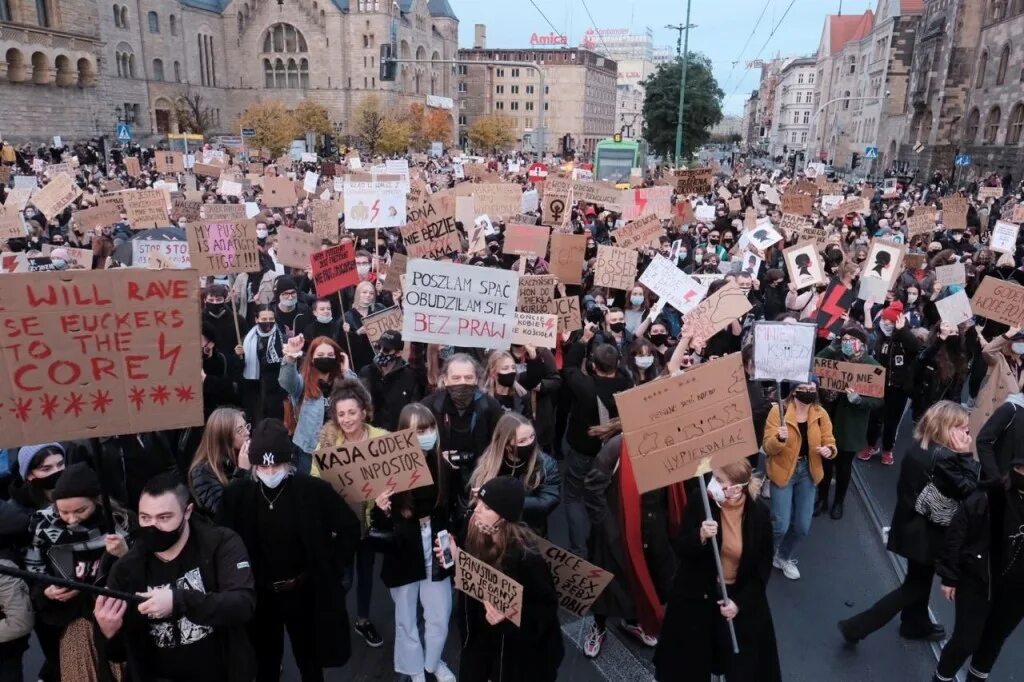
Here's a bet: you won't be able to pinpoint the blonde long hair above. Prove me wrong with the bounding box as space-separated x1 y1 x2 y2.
469 412 543 493
913 400 969 450
189 408 245 488
484 351 526 397
718 458 764 500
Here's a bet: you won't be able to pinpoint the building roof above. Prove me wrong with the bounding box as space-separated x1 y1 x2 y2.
181 0 456 18
828 10 874 55
179 0 230 11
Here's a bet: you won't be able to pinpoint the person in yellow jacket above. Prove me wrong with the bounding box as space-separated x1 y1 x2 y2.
762 380 837 581
313 377 387 648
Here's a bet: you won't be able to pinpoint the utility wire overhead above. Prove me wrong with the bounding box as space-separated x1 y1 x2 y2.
528 0 565 39
730 0 797 98
579 0 613 55
721 0 773 92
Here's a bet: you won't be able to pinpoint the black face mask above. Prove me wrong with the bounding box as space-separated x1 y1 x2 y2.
447 384 476 410
312 356 339 373
794 390 818 404
374 352 397 367
136 517 186 554
649 333 669 347
609 322 626 333
496 371 517 388
205 302 226 317
257 322 275 333
30 471 62 491
515 443 535 460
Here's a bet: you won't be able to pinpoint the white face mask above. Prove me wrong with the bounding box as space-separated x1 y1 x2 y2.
1012 342 1024 356
635 355 655 369
356 264 371 277
256 228 269 239
707 477 726 505
257 469 289 489
906 293 918 303
417 430 438 451
315 314 332 324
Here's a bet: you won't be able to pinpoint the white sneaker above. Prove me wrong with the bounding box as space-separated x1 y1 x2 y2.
779 557 801 580
432 662 456 682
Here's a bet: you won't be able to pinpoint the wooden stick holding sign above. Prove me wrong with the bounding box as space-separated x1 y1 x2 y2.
337 292 355 360
697 471 740 655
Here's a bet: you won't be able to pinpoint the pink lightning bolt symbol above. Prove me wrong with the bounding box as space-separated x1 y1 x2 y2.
408 469 422 488
683 289 699 303
370 199 381 222
361 481 374 499
588 568 604 579
545 317 556 330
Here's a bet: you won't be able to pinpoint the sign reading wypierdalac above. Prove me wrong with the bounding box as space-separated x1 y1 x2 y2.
402 259 519 349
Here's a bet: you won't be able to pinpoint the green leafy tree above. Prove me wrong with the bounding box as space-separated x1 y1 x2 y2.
237 101 300 157
642 54 724 161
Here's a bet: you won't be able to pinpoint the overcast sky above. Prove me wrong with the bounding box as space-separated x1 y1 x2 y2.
455 0 863 115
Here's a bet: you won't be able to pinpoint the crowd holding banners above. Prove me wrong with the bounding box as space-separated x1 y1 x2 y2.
3 134 1024 682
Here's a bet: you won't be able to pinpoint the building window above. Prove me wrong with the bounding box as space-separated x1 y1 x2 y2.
458 81 467 93
843 90 851 109
495 102 504 110
992 0 1006 21
511 85 519 94
791 131 798 143
112 4 121 27
36 0 49 26
496 68 504 77
793 111 800 124
809 72 815 84
525 101 534 111
803 111 810 124
263 23 308 53
977 50 988 87
152 58 164 81
173 60 181 82
169 14 177 36
496 85 504 94
1007 103 1024 144
795 92 802 104
797 73 804 84
458 64 467 75
985 106 1002 143
511 68 520 77
801 132 808 143
148 10 159 33
526 85 534 94
965 108 981 142
848 56 856 74
511 101 519 110
458 114 467 125
997 45 1010 84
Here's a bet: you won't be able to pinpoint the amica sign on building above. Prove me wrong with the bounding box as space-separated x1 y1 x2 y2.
530 33 568 46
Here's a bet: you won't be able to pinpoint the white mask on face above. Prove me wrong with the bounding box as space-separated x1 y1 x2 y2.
707 477 726 505
1012 342 1024 356
257 469 289 489
635 355 655 369
356 264 371 277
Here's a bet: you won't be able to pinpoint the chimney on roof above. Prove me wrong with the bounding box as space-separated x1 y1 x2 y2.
474 24 486 49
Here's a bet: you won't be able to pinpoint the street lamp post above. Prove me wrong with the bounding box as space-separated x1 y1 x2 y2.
667 1 695 168
812 92 888 168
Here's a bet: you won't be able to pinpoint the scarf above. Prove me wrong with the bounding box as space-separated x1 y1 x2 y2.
242 325 281 380
617 440 686 637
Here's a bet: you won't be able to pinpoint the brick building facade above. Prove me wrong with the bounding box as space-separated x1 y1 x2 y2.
1 0 458 143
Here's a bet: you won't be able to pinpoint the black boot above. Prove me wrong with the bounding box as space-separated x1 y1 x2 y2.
814 497 828 517
830 501 844 519
965 668 989 682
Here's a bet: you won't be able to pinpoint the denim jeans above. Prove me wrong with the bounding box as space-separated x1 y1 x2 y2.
562 439 595 559
770 458 816 560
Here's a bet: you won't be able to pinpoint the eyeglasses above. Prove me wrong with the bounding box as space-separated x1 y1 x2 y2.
236 422 251 435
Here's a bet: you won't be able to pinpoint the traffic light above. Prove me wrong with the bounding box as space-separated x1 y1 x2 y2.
379 44 396 81
851 152 860 169
613 132 622 143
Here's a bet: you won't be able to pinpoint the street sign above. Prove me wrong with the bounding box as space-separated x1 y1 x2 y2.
864 146 879 159
116 123 132 142
241 128 256 138
955 154 971 167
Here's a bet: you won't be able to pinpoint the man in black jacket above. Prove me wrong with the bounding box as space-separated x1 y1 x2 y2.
359 330 423 431
94 474 257 682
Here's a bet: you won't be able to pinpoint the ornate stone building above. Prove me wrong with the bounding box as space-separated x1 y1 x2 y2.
1 0 458 142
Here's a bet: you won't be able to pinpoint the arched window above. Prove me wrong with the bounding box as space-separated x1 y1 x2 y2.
120 6 128 28
238 12 244 33
1006 103 1024 144
113 4 121 27
965 108 980 142
169 14 177 36
173 60 181 82
152 58 164 81
992 0 1007 20
300 58 309 88
264 58 274 87
287 58 298 88
977 51 988 87
843 90 851 110
116 52 122 77
997 44 1010 84
148 10 159 33
274 58 285 88
36 0 50 27
985 106 1002 143
263 23 307 53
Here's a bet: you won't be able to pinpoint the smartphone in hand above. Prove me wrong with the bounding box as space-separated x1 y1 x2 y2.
437 530 455 569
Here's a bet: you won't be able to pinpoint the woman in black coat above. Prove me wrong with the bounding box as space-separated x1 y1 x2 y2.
583 431 681 657
839 400 979 643
654 459 780 682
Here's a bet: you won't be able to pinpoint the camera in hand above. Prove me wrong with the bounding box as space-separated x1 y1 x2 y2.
585 304 606 324
448 451 475 466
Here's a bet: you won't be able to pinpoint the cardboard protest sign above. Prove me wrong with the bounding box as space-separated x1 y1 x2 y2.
594 246 637 291
813 358 887 399
1013 204 1024 224
344 176 407 230
13 175 37 190
554 296 582 334
935 262 967 289
454 547 523 627
746 220 784 251
684 282 753 342
674 168 713 195
857 274 890 303
907 208 937 238
548 233 586 285
124 157 142 177
615 353 756 493
0 269 202 448
943 195 968 231
511 312 558 348
310 243 358 297
72 203 123 231
534 536 614 617
517 275 557 314
639 254 706 315
783 242 826 288
302 170 320 195
123 190 170 229
971 277 1024 327
402 259 519 349
542 177 624 214
990 220 1019 254
978 186 1003 200
193 162 223 178
613 213 663 250
263 176 298 208
781 192 814 216
473 184 522 220
132 240 191 269
275 228 321 269
31 173 81 221
752 322 817 383
313 428 433 505
860 239 905 291
185 220 259 276
401 195 461 259
154 151 185 174
936 290 973 326
816 282 855 336
310 199 344 241
4 187 33 212
727 198 742 214
200 203 247 221
694 204 716 223
504 224 551 257
828 198 863 220
381 253 407 292
0 209 26 239
361 306 403 344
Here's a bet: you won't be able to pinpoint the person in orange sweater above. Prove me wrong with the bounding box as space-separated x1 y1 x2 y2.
762 380 837 581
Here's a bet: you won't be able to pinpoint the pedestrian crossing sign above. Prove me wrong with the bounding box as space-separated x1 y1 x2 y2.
864 146 879 159
116 123 132 142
